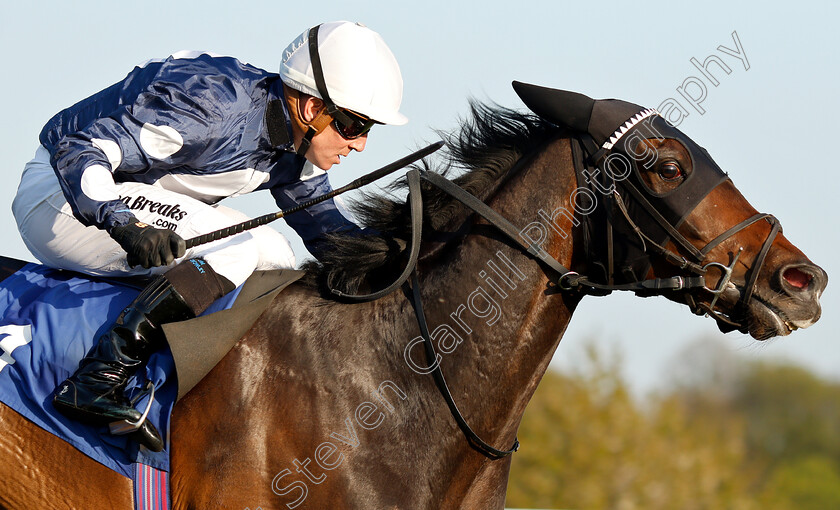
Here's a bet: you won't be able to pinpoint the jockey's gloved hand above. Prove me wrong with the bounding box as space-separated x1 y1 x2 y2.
109 216 187 269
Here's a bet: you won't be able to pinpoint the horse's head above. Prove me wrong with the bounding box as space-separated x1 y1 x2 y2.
514 82 827 340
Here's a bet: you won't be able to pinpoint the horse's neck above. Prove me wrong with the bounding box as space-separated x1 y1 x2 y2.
409 136 583 502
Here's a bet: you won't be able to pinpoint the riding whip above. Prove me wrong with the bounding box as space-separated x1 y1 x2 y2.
184 141 445 249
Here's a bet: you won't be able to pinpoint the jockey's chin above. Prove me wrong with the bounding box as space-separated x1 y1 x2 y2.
306 126 368 171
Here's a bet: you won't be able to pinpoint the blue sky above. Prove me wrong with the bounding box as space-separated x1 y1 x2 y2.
1 0 837 395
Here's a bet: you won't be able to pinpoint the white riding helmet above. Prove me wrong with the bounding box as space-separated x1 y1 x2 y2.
279 21 408 126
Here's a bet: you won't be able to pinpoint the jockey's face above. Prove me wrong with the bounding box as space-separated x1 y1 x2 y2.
297 96 367 170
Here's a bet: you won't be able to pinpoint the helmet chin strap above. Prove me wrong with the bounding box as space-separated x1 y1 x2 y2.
297 109 333 158
284 86 333 158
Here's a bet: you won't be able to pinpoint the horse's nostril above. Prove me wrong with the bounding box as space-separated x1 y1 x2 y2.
783 267 813 290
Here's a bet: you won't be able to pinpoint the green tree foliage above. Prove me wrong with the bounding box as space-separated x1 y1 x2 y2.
734 362 840 470
506 339 840 510
758 456 840 510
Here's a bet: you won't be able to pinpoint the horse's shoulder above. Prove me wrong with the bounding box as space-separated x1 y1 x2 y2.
255 277 346 328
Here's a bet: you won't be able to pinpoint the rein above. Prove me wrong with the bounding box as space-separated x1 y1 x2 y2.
328 134 781 458
332 170 521 459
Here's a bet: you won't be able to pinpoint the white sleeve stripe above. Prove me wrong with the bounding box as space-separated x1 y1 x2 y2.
91 138 123 170
80 164 121 202
139 123 184 160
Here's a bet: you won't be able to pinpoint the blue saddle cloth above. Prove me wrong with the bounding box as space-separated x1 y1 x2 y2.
0 262 241 477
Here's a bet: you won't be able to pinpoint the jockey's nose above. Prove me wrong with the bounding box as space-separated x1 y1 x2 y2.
349 133 368 153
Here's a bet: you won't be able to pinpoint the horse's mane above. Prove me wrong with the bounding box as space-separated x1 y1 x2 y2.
300 100 557 295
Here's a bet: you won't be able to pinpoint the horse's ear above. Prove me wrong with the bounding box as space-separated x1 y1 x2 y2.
513 81 649 146
512 81 594 132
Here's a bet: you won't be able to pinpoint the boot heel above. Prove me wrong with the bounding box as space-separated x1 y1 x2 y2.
109 381 155 435
109 381 165 452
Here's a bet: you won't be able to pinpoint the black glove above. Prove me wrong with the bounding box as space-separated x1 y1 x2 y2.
109 217 187 269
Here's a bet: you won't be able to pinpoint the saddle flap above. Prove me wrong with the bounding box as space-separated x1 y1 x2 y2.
162 269 304 401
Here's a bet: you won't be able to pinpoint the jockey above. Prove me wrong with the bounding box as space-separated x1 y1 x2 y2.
11 21 407 451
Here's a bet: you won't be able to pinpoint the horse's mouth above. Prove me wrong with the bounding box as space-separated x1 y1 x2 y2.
747 294 796 340
704 285 818 340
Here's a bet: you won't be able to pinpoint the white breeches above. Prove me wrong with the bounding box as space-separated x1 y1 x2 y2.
12 146 296 287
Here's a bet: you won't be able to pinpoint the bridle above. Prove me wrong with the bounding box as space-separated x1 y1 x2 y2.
327 119 782 459
571 131 783 333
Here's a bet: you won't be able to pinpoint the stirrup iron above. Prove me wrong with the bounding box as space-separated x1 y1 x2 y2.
109 381 155 435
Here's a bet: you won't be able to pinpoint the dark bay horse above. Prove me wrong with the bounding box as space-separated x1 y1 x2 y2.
0 85 827 509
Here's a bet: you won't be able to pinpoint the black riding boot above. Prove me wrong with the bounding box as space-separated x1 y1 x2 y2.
53 259 234 451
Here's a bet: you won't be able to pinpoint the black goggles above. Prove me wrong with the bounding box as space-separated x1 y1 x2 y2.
332 108 375 140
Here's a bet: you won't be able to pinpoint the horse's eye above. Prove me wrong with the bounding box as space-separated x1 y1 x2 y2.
659 161 683 181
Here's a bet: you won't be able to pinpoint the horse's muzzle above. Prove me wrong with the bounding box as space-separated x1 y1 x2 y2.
745 261 827 339
777 262 828 327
